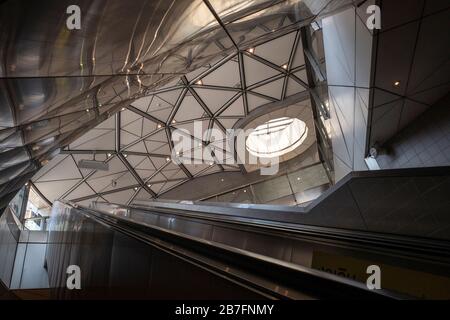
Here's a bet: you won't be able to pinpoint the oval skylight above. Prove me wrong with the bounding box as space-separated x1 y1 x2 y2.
246 117 308 158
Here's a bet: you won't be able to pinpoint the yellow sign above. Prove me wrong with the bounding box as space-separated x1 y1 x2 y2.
312 251 450 299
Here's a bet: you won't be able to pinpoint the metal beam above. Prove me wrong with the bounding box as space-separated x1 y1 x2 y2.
117 153 156 197
127 105 165 126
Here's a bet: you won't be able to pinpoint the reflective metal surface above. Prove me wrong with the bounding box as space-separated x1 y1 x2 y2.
0 0 358 213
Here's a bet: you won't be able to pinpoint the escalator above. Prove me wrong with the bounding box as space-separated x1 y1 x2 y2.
46 201 400 300
42 167 450 300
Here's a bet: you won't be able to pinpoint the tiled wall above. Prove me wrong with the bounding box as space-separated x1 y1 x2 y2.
377 94 450 169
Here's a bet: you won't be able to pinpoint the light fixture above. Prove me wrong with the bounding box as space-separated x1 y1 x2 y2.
134 187 138 191
248 48 255 54
196 80 203 85
78 159 109 171
25 182 29 186
243 189 247 193
157 124 162 129
172 120 176 124
209 162 214 166
85 109 90 113
107 153 112 157
147 184 152 188
121 107 126 111
166 157 171 162
123 154 128 158
297 177 301 181
282 64 288 70
221 178 224 182
394 81 400 87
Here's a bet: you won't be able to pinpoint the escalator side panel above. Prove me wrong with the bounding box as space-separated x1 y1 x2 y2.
45 202 265 299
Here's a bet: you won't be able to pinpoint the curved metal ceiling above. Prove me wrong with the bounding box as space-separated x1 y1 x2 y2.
0 0 355 210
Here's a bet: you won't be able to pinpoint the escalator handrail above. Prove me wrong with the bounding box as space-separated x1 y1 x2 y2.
60 200 410 300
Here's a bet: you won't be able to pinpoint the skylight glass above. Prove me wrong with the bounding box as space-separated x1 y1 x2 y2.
246 117 308 158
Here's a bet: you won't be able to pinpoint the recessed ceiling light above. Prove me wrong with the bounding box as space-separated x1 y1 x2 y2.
134 187 138 191
248 48 255 54
243 189 247 193
107 153 112 157
123 154 128 158
297 177 301 181
172 120 176 124
121 107 126 111
209 162 214 166
282 64 288 70
157 124 162 129
147 184 152 187
196 80 203 85
85 109 90 112
166 157 171 162
394 81 400 87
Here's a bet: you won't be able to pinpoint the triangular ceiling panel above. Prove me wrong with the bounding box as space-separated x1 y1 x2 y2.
220 96 245 117
201 59 241 88
36 155 82 182
34 179 80 203
195 88 237 114
286 78 307 96
174 95 206 122
251 78 284 100
66 183 95 201
247 93 272 111
243 55 280 86
157 89 183 106
131 96 153 112
102 189 135 205
292 40 305 68
255 31 296 66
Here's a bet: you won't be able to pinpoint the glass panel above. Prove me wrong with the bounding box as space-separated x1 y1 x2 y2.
24 185 51 231
287 163 329 194
216 187 253 203
252 175 292 204
8 186 26 219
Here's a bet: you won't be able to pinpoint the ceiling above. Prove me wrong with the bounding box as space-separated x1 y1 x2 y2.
0 0 357 211
368 0 450 147
31 29 314 206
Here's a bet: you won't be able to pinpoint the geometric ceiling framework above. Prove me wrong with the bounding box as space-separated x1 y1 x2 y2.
31 30 312 206
0 0 360 213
